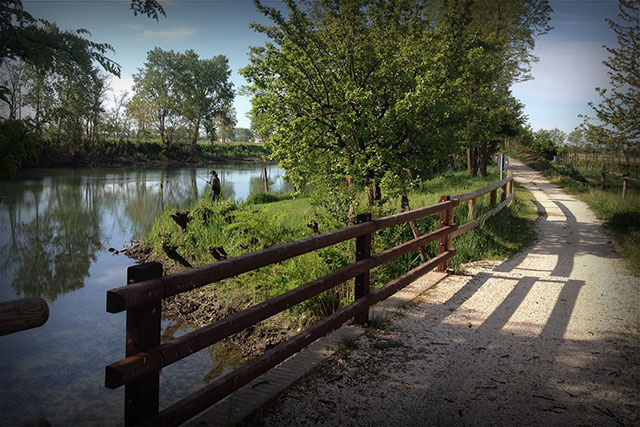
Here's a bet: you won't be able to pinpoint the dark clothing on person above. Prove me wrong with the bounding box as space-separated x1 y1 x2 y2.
209 174 221 201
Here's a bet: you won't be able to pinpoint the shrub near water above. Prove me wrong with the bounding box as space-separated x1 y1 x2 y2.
144 194 354 322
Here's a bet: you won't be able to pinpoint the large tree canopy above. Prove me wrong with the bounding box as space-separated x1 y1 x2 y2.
242 0 461 206
583 0 639 154
241 0 551 206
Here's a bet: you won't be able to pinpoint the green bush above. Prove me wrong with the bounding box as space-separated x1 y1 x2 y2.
0 119 42 179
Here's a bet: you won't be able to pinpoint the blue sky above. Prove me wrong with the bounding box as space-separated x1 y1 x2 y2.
23 0 621 133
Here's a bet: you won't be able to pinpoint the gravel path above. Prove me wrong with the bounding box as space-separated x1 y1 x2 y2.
248 159 639 427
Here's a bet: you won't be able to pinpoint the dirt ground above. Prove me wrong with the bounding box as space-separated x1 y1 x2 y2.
247 158 639 426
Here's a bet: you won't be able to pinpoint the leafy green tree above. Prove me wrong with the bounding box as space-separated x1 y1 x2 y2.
105 90 131 141
173 50 234 151
22 63 54 135
0 1 119 96
44 59 107 151
0 0 165 177
0 59 29 119
131 48 185 149
126 93 154 142
456 0 552 176
531 128 565 160
582 0 639 160
131 48 235 150
204 105 237 143
242 0 464 207
233 127 254 142
242 0 551 207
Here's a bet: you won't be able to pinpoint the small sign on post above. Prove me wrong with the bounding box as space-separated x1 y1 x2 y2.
496 154 509 180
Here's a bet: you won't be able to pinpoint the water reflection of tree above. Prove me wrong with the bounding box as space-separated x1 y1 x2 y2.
249 176 275 195
1 165 286 302
6 181 102 302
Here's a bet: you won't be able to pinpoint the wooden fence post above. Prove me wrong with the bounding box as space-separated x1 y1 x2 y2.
490 189 497 209
468 198 477 221
437 196 453 272
354 213 372 325
124 262 163 426
622 175 628 199
601 169 606 190
507 179 513 197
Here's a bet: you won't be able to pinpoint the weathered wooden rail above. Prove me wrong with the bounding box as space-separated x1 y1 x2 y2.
450 170 514 238
105 172 514 426
0 296 49 336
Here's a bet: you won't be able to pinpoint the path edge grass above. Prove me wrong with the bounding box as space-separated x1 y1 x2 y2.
505 146 640 276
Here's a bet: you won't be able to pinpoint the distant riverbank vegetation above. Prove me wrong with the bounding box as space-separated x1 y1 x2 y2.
0 0 261 177
0 38 265 173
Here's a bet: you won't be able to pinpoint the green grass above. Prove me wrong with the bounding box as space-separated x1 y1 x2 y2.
506 145 640 275
143 165 539 325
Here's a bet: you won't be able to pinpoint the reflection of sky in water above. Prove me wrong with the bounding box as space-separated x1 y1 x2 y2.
0 163 283 426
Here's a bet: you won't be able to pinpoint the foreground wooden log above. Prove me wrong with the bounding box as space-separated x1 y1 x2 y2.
0 297 49 336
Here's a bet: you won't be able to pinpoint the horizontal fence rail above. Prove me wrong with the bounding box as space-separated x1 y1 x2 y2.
0 297 49 336
450 171 514 239
105 168 516 426
141 251 456 427
105 224 456 389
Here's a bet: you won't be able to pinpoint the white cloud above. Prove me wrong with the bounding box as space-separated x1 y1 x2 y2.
125 23 143 31
141 26 198 38
106 76 135 96
104 76 135 110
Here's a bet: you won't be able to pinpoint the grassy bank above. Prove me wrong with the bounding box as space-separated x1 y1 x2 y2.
141 166 538 341
506 146 640 275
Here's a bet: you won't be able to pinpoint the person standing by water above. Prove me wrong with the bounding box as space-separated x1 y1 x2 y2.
209 170 221 202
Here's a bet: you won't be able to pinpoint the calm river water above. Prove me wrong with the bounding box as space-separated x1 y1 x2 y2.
0 163 288 426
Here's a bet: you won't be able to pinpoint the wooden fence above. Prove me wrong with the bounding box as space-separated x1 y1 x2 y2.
105 173 514 426
0 296 49 337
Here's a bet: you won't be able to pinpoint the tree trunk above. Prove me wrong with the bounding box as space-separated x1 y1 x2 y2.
366 182 381 207
467 147 478 177
479 141 488 177
190 116 201 154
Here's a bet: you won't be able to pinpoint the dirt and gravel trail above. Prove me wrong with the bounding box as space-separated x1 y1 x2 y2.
250 158 639 426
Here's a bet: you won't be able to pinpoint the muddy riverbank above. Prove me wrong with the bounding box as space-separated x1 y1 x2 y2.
122 242 299 359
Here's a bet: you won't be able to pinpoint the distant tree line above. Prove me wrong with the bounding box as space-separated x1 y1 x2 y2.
520 1 639 171
0 47 236 154
0 0 236 178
